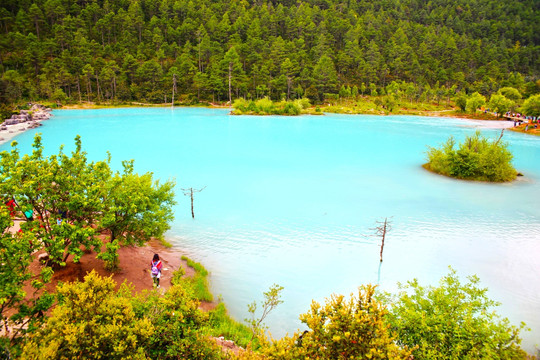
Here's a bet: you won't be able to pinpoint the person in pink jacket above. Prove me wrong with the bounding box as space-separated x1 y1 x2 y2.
150 254 163 288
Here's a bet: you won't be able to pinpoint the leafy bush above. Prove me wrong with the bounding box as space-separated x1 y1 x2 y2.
232 97 310 115
133 278 224 360
170 266 186 285
425 130 517 182
295 97 311 110
21 271 153 360
233 98 249 112
97 239 121 271
255 97 274 114
383 268 528 359
261 285 412 359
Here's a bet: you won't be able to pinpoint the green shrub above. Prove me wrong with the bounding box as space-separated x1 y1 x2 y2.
296 97 311 110
21 271 153 360
383 268 528 360
233 98 249 113
170 267 186 285
283 102 301 115
133 279 224 360
261 285 412 359
255 97 274 114
425 130 517 182
97 239 120 271
232 97 309 115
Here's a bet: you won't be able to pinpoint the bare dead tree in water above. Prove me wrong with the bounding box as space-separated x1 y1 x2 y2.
494 129 505 146
181 186 206 218
371 217 392 262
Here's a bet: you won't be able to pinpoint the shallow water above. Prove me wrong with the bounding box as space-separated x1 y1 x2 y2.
3 108 539 352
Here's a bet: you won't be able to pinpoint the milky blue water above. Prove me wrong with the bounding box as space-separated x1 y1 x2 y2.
2 107 539 352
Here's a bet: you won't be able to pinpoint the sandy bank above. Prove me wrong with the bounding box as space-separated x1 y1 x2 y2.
455 118 516 129
0 121 44 146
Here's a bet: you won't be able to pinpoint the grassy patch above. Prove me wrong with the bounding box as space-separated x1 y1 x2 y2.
202 303 256 348
181 255 213 302
180 256 256 347
158 238 173 248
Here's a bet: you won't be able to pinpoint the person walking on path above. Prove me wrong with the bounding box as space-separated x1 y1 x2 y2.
150 254 163 288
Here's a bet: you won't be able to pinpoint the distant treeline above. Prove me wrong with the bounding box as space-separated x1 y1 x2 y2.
0 0 539 105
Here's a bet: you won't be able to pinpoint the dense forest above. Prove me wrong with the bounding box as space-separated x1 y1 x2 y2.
0 0 539 106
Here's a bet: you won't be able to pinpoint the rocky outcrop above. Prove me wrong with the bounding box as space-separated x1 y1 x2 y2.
3 103 53 125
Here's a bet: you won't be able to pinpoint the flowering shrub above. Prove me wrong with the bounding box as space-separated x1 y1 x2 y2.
260 285 412 360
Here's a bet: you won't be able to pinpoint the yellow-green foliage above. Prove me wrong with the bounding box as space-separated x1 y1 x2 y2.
261 285 412 359
384 268 528 359
232 97 310 115
181 255 213 302
323 96 445 115
425 130 517 182
134 277 224 360
255 97 274 114
20 270 224 360
204 303 255 349
21 271 153 360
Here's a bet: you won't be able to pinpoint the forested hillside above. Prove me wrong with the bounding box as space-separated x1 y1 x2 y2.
1 0 539 105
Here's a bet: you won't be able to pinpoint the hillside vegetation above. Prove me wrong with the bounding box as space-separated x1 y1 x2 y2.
0 0 539 109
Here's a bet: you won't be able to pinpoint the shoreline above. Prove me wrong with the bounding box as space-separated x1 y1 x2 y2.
0 120 44 146
0 104 521 147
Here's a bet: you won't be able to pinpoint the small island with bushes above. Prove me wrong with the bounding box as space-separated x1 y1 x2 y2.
424 130 518 182
232 97 319 116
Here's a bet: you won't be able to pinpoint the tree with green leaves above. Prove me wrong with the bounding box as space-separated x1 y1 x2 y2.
0 134 176 269
383 268 528 360
465 92 486 114
488 94 515 117
498 87 522 102
222 47 244 104
521 94 540 117
0 0 538 107
100 160 176 246
312 55 338 101
0 209 54 357
0 135 106 266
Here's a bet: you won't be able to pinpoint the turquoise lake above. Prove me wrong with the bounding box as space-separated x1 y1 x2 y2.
2 107 539 352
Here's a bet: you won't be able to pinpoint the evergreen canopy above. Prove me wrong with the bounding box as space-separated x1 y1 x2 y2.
0 0 538 104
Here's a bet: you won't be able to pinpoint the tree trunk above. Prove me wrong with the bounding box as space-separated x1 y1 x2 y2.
287 76 291 100
190 188 194 218
87 77 92 102
380 217 386 262
172 74 176 107
228 62 232 104
96 73 101 101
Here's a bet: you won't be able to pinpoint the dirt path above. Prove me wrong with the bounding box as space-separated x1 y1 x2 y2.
22 239 217 311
